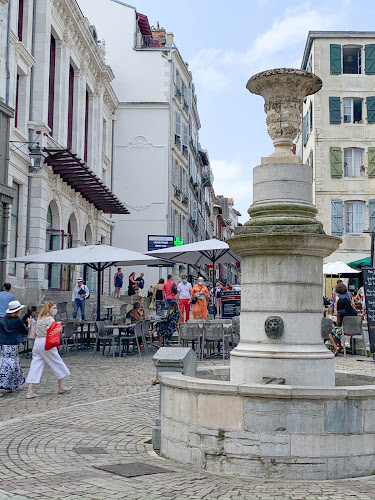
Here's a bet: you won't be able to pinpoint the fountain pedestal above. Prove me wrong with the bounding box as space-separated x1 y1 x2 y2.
229 69 340 386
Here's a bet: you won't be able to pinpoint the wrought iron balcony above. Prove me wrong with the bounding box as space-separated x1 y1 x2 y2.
183 99 189 112
174 186 181 200
182 145 188 158
175 87 182 100
174 134 181 149
182 194 188 205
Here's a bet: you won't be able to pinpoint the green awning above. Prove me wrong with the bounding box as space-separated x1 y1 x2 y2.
348 256 371 269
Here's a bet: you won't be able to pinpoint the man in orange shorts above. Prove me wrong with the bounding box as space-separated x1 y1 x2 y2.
191 277 210 321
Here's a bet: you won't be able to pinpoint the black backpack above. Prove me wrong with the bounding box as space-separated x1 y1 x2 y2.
172 282 178 295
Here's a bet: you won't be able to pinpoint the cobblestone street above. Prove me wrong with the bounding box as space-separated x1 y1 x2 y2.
0 352 374 500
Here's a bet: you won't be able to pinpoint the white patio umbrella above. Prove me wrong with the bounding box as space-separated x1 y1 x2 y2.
323 260 360 276
8 244 161 320
146 238 240 293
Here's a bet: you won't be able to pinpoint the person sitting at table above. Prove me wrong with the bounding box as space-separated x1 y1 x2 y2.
151 301 180 347
125 302 145 324
328 296 358 356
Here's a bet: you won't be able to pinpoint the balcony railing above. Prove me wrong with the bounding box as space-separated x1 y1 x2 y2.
175 87 182 100
183 99 189 112
174 186 181 200
136 34 166 49
205 202 211 216
182 194 188 205
202 173 212 188
174 134 181 149
182 145 188 158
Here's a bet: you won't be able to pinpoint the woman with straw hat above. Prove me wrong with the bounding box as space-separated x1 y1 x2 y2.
0 300 29 394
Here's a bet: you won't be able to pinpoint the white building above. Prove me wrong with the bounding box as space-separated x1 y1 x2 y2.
2 0 127 302
300 31 375 264
77 0 215 287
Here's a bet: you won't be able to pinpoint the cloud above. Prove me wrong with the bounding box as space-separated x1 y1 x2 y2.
189 2 345 93
210 160 253 222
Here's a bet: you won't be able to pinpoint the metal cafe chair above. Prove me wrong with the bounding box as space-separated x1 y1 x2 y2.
178 323 203 359
61 322 79 355
202 323 230 360
118 321 141 357
93 321 118 357
341 316 366 357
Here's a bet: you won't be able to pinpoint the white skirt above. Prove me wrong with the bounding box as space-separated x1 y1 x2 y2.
26 337 70 384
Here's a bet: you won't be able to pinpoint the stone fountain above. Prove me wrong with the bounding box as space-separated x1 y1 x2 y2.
156 69 375 480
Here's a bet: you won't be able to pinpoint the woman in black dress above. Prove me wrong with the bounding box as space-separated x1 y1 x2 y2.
0 301 30 394
128 272 139 305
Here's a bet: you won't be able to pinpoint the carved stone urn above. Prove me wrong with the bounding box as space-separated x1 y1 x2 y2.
246 68 322 164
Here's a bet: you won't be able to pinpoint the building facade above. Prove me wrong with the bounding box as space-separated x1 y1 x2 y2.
300 31 375 263
77 0 217 287
2 0 126 302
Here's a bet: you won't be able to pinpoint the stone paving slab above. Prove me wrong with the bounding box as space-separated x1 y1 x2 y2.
0 352 374 499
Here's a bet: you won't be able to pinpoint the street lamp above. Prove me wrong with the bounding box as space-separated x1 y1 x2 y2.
28 143 45 172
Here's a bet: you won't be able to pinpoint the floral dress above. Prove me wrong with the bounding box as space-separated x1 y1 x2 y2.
0 317 28 390
155 311 180 341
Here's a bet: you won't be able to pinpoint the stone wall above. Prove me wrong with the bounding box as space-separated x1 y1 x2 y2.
159 373 375 480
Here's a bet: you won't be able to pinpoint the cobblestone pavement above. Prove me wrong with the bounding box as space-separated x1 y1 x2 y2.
0 352 374 500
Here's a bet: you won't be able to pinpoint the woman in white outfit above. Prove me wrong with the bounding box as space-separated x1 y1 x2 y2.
26 302 71 399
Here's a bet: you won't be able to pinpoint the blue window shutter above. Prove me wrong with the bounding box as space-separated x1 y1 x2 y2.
370 200 375 231
331 199 343 235
365 44 375 75
330 44 341 74
367 96 375 124
329 97 341 124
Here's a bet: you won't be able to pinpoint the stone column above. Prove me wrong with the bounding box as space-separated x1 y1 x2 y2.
229 69 341 387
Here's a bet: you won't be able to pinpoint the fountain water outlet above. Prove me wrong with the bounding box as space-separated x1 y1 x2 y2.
156 69 375 480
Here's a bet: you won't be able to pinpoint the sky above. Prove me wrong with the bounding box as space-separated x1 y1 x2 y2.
79 0 373 223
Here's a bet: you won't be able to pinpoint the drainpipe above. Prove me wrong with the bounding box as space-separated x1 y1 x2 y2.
25 0 37 252
5 0 11 105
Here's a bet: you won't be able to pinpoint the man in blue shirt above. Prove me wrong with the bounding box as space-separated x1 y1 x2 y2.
0 283 15 319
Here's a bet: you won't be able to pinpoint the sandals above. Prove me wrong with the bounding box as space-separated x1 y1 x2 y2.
58 386 72 394
26 393 39 399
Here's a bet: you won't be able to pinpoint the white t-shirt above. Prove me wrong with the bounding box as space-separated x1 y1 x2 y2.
177 282 192 299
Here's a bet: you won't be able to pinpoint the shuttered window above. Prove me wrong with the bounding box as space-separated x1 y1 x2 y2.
330 147 342 178
365 44 375 75
183 123 188 148
175 111 181 136
329 97 341 124
369 200 375 232
330 44 341 74
367 96 375 124
345 201 365 234
368 147 375 178
344 148 364 177
331 199 343 235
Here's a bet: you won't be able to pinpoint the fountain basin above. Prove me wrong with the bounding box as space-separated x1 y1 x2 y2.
159 370 375 480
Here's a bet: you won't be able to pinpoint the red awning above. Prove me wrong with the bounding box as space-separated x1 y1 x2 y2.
44 148 129 215
136 12 152 36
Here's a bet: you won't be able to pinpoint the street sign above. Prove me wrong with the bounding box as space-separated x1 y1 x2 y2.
148 235 175 252
362 268 375 353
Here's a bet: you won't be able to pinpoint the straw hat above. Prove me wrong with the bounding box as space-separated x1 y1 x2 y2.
6 300 25 314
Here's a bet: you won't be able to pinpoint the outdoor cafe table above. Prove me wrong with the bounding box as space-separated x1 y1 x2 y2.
103 324 139 356
104 305 117 321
